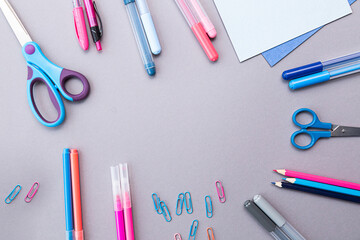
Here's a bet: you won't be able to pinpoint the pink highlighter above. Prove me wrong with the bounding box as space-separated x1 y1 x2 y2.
73 0 89 50
175 0 218 61
110 166 126 240
119 163 135 240
188 0 216 38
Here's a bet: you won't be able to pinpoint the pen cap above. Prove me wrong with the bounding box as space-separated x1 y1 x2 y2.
136 0 150 15
119 163 132 208
244 200 276 232
175 0 198 27
253 195 286 227
110 166 123 211
282 62 323 80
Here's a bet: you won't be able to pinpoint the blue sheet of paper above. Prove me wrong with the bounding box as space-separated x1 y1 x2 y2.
262 0 356 67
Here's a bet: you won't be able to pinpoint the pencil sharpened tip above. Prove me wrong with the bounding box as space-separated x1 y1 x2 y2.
273 169 277 172
271 182 275 184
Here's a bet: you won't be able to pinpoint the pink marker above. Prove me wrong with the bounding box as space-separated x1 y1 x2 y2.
83 0 103 51
111 166 126 240
175 0 218 61
72 0 89 50
120 163 134 240
187 0 216 38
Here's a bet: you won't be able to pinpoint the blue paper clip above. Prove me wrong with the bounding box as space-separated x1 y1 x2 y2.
188 220 199 240
152 193 163 214
185 192 193 214
176 193 185 216
160 200 172 222
5 185 22 204
205 195 213 218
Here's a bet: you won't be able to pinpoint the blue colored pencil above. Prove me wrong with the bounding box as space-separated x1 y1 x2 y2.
273 182 360 203
63 148 74 240
284 178 360 197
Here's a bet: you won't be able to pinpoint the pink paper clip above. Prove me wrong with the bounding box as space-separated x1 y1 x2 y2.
215 181 225 203
25 182 39 203
174 233 182 240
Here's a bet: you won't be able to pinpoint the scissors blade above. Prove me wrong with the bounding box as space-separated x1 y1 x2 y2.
0 0 32 46
331 125 360 137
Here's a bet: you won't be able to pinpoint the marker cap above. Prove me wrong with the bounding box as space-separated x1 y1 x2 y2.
282 62 323 80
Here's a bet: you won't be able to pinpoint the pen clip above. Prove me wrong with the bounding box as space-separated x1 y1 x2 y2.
93 1 103 38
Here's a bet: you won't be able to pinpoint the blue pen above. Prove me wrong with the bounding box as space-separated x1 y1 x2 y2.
123 0 156 76
289 62 360 90
283 51 360 80
63 148 74 240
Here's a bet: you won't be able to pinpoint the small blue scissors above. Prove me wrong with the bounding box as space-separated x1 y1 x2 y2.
0 0 90 127
291 108 360 150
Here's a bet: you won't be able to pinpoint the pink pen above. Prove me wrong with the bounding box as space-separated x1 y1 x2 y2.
110 166 126 240
83 0 103 51
188 0 216 38
119 163 134 240
175 0 218 61
73 0 89 50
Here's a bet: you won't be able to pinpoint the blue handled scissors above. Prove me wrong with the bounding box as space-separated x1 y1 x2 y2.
0 0 90 127
291 108 360 150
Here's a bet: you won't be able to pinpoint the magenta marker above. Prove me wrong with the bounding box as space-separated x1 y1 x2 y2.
120 163 135 240
83 0 103 51
111 166 126 240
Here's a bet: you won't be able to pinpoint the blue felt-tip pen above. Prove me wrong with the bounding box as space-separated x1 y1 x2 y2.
283 51 360 80
63 148 74 240
123 0 156 76
289 62 360 90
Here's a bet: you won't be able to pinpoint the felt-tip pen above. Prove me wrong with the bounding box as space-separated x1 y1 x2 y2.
283 51 360 80
244 200 290 240
122 0 156 76
83 0 102 51
174 0 218 61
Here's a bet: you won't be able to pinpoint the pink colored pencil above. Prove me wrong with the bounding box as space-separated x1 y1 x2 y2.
274 169 360 191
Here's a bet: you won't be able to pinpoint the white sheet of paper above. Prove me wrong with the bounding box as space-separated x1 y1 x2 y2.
213 0 352 62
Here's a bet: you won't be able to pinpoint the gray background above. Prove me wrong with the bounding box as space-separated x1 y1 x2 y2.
0 0 360 239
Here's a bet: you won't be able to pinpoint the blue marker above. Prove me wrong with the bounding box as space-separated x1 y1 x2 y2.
123 0 156 76
283 51 360 80
63 148 74 240
289 62 360 90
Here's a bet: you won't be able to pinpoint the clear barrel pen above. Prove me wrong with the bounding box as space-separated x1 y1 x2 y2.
174 0 218 62
123 0 156 76
283 51 360 80
120 163 135 240
110 166 126 240
244 200 290 240
187 0 216 38
253 195 306 240
135 0 161 55
289 62 360 90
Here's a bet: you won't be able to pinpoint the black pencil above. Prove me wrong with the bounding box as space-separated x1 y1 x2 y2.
272 182 360 204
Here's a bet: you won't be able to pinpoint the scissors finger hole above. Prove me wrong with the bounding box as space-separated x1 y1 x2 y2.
32 80 61 122
293 132 312 147
64 77 84 95
295 111 314 125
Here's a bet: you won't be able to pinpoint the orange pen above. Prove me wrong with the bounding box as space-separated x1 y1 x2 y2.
70 149 84 240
